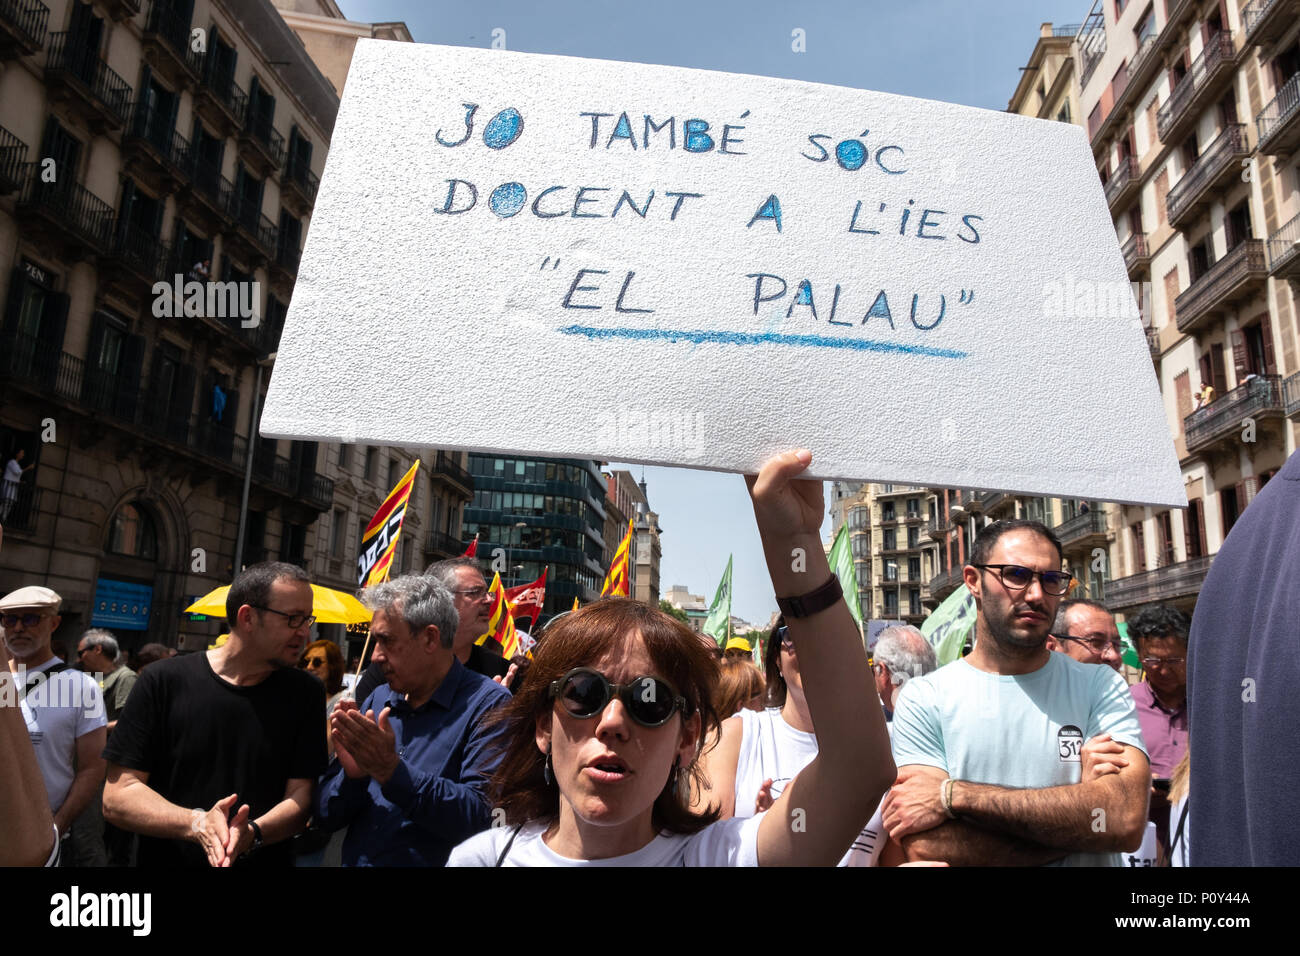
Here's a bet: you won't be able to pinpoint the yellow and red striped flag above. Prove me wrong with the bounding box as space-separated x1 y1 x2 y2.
357 460 420 587
572 596 580 612
477 571 528 659
600 518 633 597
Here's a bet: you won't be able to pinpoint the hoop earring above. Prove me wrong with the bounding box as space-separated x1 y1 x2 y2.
543 749 553 787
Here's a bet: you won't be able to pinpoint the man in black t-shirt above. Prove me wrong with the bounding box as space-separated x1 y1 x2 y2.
103 562 326 867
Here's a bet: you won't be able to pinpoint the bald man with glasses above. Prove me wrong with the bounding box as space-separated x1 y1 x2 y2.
1047 599 1124 673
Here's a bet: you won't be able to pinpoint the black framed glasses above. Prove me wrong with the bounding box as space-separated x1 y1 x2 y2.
975 564 1073 596
549 667 689 728
253 606 316 629
1 613 47 628
300 657 327 669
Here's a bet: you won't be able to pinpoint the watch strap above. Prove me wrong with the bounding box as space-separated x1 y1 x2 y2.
775 574 843 619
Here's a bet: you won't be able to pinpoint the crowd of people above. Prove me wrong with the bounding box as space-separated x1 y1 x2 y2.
2 447 1295 866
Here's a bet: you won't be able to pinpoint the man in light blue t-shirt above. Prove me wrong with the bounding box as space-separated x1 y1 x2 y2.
883 520 1150 866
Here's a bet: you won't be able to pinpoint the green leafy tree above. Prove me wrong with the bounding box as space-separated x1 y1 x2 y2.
658 600 690 624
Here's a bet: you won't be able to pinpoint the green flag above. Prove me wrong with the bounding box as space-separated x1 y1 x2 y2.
827 524 864 627
922 584 976 666
703 555 733 645
1116 621 1141 670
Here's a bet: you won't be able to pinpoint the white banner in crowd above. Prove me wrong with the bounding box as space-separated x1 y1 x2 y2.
260 41 1184 507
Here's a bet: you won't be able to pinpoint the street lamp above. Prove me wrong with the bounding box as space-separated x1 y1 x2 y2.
506 520 526 586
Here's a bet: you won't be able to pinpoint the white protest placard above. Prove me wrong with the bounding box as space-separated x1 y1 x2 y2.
260 41 1185 508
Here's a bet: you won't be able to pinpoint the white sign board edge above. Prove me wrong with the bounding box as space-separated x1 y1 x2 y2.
260 41 1186 510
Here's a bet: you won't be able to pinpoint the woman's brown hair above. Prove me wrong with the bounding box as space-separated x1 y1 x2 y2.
715 658 765 718
488 598 722 835
301 639 344 696
765 614 788 708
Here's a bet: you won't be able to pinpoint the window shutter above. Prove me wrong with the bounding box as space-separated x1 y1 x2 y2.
82 311 108 409
1195 499 1208 556
3 267 31 340
115 334 146 420
36 291 69 385
1210 343 1228 396
169 363 197 444
1259 315 1276 375
1230 329 1249 381
1183 500 1196 558
1243 476 1259 507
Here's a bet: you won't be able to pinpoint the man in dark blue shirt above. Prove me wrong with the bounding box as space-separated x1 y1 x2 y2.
316 574 510 866
1188 448 1300 865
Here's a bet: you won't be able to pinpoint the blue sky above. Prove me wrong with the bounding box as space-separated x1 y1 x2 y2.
337 0 1091 624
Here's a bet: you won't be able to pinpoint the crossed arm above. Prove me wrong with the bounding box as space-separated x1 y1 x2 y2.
886 743 1150 866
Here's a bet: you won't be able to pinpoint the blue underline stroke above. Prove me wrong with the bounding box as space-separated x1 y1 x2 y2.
557 326 969 360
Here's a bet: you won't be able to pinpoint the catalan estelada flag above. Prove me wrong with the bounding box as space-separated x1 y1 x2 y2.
357 459 420 587
600 518 634 597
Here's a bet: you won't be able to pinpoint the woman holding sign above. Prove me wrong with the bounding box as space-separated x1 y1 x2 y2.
448 450 894 866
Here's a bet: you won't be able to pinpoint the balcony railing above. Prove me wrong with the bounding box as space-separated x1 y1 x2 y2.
1103 156 1139 211
0 123 28 194
927 567 961 597
199 61 247 130
0 482 39 532
1054 509 1107 547
104 218 169 283
1122 232 1151 276
978 490 1011 512
142 0 200 79
1157 32 1235 144
301 473 334 510
1106 555 1213 609
282 157 319 207
125 99 191 178
433 450 474 491
1267 210 1300 278
16 163 114 251
230 194 278 257
240 108 285 170
1284 371 1300 418
1185 374 1284 453
1175 239 1268 333
186 152 237 221
1257 73 1300 156
1242 0 1299 48
1053 23 1081 38
1146 325 1160 361
423 529 465 555
0 0 49 54
274 239 300 276
1166 124 1249 227
45 32 132 129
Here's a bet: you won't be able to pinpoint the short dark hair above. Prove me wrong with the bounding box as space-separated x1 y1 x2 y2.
1051 598 1112 636
1126 604 1190 649
226 561 311 624
764 615 787 708
424 557 484 589
969 519 1063 569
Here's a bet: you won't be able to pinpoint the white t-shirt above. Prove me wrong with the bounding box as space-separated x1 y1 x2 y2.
2 458 21 494
732 707 884 866
447 813 763 866
20 659 107 813
1169 797 1189 867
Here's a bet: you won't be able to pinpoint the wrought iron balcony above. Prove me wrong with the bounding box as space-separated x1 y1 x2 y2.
423 529 466 556
271 238 300 282
15 163 113 254
977 490 1012 513
301 473 335 511
1257 72 1300 157
1146 325 1161 362
123 100 191 188
1122 232 1151 277
1284 371 1300 419
0 123 28 195
1053 508 1107 549
1242 0 1300 48
0 483 40 533
0 0 48 57
432 450 474 494
251 447 295 494
142 0 200 86
197 63 246 134
1157 32 1236 145
927 567 962 601
1104 156 1140 211
1267 211 1300 280
239 111 285 175
1185 374 1284 454
230 194 279 260
1105 555 1212 610
1166 124 1250 229
44 32 132 131
281 158 319 212
184 153 237 226
101 219 170 290
1175 239 1268 334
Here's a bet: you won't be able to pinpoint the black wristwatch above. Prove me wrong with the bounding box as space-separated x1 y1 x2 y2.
775 574 843 619
249 820 264 851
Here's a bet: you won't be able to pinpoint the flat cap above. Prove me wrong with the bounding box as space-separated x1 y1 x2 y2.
0 585 62 613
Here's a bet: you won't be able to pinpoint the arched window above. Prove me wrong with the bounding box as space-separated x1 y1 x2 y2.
108 502 158 560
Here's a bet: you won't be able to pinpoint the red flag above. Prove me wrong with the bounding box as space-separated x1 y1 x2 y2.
463 533 479 558
505 567 548 629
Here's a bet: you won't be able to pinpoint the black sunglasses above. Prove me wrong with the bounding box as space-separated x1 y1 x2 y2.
549 667 689 728
975 564 1072 596
1 613 47 628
